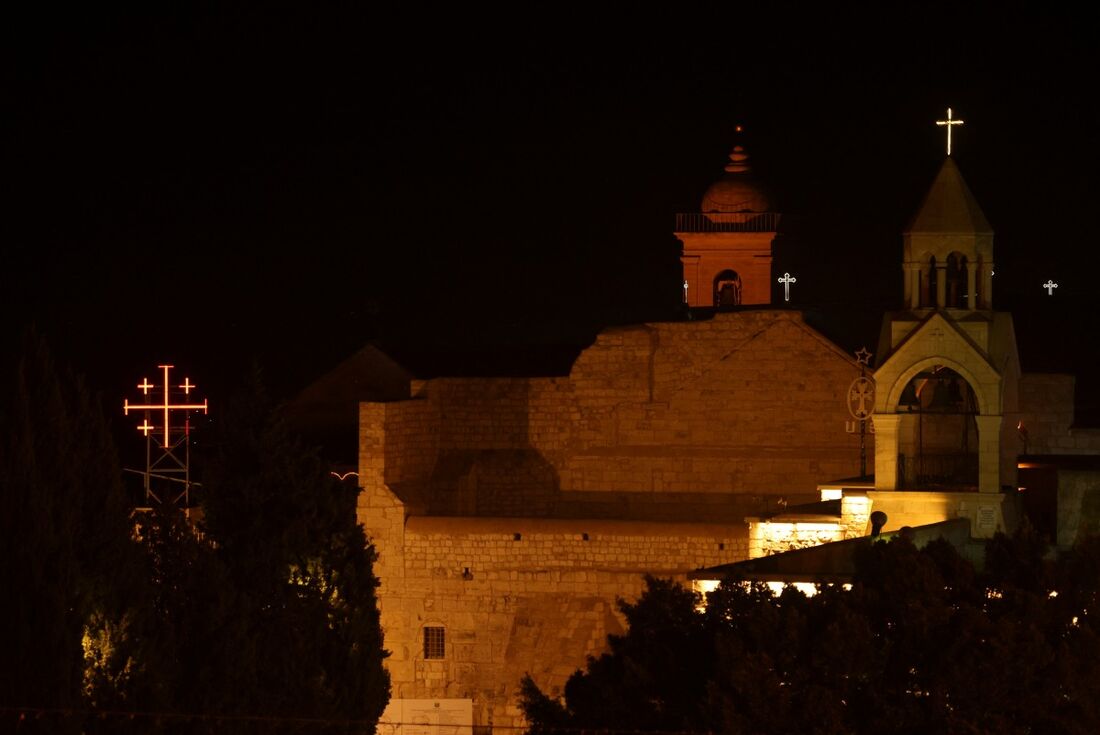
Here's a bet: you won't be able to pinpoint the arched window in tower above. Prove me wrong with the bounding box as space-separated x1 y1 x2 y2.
946 253 962 308
921 255 938 308
713 269 742 307
957 255 969 308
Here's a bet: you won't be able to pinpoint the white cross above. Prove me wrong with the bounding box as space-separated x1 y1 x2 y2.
1043 279 1058 295
683 280 689 303
936 107 964 156
777 272 797 302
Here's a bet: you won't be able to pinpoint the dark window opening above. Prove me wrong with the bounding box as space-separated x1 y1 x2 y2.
424 626 445 659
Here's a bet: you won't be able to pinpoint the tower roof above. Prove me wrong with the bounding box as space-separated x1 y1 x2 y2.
905 157 992 234
700 144 773 213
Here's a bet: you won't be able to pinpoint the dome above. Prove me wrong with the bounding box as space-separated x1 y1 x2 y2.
700 145 773 213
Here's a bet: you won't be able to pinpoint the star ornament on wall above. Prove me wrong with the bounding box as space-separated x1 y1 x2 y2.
855 347 873 365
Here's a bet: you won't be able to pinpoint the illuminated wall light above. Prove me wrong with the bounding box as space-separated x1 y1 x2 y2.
692 579 852 607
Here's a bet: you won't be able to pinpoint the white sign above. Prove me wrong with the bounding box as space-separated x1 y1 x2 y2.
378 699 473 735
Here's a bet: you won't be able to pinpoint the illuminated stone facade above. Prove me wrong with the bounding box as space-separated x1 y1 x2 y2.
341 153 1097 730
356 309 868 727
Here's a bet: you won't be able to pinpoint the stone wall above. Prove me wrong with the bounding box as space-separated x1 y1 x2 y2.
1019 373 1100 455
560 313 865 496
361 311 868 519
1055 470 1100 548
356 311 874 729
377 514 749 730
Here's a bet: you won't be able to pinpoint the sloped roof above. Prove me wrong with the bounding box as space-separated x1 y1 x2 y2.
905 158 992 234
689 518 975 583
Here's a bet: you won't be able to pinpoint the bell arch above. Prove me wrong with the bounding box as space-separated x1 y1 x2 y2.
883 355 995 418
893 366 980 490
712 269 742 307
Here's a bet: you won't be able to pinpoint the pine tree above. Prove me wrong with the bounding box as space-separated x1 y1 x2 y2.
198 369 389 730
0 331 134 733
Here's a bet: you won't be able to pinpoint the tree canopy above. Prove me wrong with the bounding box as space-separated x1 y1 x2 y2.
3 342 389 733
522 530 1100 735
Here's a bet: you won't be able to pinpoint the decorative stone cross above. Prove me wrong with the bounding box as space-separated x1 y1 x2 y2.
777 272 797 302
936 107 965 156
1043 279 1058 295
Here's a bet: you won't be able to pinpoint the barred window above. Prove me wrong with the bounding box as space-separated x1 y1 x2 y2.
424 626 445 659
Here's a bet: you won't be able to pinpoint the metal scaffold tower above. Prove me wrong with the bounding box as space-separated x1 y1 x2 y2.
123 364 208 507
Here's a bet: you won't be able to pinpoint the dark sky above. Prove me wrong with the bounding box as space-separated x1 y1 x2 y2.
5 6 1099 416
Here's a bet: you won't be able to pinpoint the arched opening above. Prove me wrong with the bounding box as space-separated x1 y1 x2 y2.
921 255 937 308
713 269 742 307
945 252 969 308
895 365 979 490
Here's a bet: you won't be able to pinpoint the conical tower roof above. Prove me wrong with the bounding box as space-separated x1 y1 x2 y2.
905 158 992 234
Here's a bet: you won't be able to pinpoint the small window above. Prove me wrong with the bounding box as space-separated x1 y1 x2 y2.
424 626 445 659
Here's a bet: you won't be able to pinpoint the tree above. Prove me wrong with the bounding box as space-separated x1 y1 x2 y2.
521 532 1100 735
0 332 134 733
196 370 390 729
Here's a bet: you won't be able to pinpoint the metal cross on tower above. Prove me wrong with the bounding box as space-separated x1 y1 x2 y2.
936 107 965 156
1043 280 1058 295
777 272 797 302
123 364 209 506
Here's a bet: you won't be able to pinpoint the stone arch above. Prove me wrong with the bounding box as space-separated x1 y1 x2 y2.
713 269 742 307
945 251 969 308
884 356 994 417
893 365 980 490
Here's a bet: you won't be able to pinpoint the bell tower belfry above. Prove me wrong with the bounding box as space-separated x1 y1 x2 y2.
676 135 779 307
902 157 994 311
872 149 1022 529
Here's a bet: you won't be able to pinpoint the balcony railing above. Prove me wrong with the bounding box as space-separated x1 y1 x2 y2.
898 453 979 491
675 212 782 233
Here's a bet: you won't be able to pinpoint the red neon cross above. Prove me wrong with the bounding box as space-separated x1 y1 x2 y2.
138 378 154 394
124 364 208 443
179 378 195 394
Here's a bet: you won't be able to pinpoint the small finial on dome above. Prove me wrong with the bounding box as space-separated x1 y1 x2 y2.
724 145 750 174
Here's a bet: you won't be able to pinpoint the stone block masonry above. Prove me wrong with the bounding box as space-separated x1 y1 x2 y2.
373 512 748 731
357 311 871 729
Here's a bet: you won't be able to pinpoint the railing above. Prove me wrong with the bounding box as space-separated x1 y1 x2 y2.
675 212 782 233
898 453 979 490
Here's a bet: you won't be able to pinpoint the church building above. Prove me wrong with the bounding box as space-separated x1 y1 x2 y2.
293 131 1100 731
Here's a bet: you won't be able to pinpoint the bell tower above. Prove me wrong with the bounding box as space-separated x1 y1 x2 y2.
872 150 1022 526
676 134 780 307
902 157 994 311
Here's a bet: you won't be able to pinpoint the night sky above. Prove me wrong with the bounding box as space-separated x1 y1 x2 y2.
6 7 1099 421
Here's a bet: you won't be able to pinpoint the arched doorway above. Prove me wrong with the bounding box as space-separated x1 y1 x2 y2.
713 269 742 307
895 365 979 489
